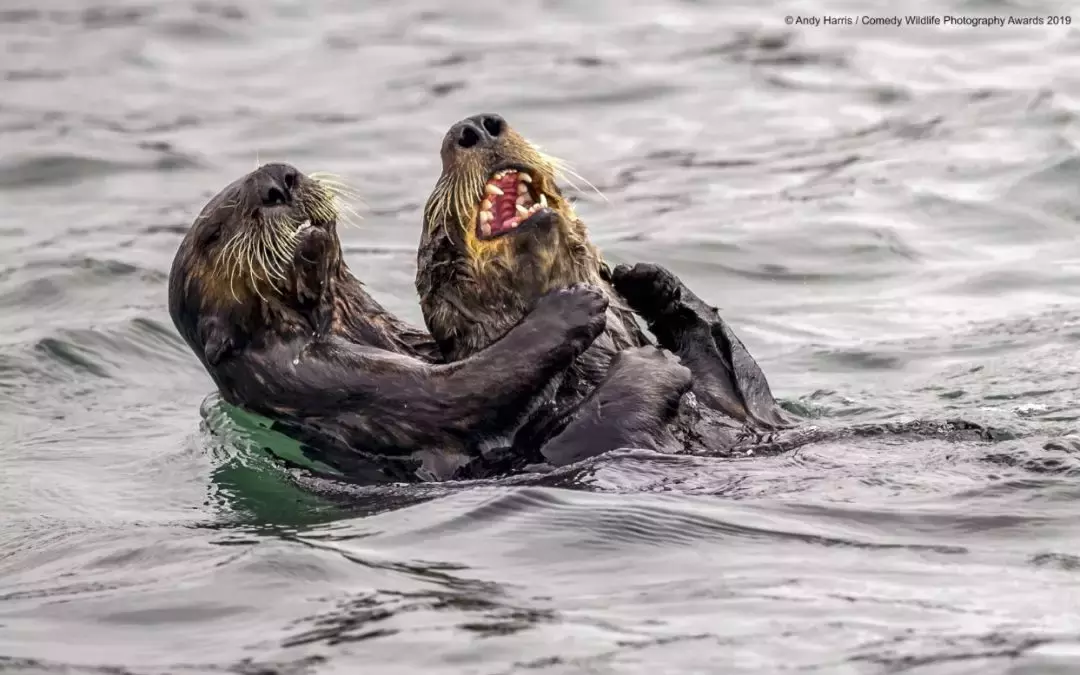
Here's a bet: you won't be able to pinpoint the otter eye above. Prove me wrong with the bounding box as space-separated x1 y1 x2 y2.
264 187 287 206
481 116 503 137
458 126 480 149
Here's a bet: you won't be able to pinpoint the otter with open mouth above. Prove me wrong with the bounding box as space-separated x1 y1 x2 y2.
169 162 692 482
417 114 796 466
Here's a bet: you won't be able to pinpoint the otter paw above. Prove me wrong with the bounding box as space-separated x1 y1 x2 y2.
293 228 334 306
515 209 560 238
611 262 683 319
294 225 333 265
536 283 609 350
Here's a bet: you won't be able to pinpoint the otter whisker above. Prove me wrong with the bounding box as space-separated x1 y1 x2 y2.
312 184 354 206
314 206 339 225
236 236 256 285
315 181 365 203
540 150 608 204
216 211 300 303
308 171 358 189
264 236 294 276
251 238 280 295
221 234 249 280
443 176 459 225
425 170 486 239
248 265 268 303
453 185 473 232
334 202 363 231
468 173 484 207
464 169 483 204
274 236 299 267
555 168 607 205
301 192 338 216
227 233 264 302
217 233 246 302
429 176 456 236
226 256 242 302
321 188 356 216
335 197 361 219
324 190 358 214
261 216 299 282
307 202 328 221
303 174 366 233
309 172 366 204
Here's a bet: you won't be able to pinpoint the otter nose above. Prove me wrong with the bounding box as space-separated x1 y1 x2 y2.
256 163 300 207
452 113 506 149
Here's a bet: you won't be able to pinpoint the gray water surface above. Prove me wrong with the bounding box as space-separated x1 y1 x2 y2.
3 0 1080 673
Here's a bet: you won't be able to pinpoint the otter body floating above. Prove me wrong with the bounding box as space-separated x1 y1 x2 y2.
169 162 684 482
417 114 795 465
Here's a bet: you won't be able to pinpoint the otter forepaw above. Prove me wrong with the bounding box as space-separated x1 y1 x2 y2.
611 262 683 320
535 283 609 353
294 225 333 266
293 226 334 306
515 209 560 238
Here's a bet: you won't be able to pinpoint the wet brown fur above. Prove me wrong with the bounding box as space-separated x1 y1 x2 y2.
417 115 801 462
417 119 650 392
173 167 437 366
169 162 625 482
417 117 722 464
415 116 1014 465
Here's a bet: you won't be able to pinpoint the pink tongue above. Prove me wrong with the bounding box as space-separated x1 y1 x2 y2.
491 173 521 233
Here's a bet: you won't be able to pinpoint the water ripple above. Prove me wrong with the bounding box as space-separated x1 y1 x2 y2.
2 0 1080 672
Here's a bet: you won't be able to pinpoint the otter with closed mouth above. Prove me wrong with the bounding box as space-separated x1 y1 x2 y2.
169 162 692 482
416 114 798 467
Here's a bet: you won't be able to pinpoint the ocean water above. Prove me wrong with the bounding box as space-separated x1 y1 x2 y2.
3 0 1080 673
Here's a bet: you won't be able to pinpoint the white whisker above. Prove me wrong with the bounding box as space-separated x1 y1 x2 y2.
544 153 608 204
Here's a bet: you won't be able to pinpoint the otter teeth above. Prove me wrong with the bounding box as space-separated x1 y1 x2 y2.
476 170 550 236
296 219 312 233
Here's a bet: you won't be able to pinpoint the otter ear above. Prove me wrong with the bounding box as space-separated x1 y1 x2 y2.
198 316 235 367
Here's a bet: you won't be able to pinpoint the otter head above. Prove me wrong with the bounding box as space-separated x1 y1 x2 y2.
168 162 345 367
418 114 612 359
423 114 606 283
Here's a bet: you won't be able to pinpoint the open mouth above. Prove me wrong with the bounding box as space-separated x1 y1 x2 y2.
475 168 552 240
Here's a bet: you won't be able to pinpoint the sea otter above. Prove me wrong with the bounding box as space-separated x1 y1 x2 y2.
416 114 796 465
169 162 693 482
